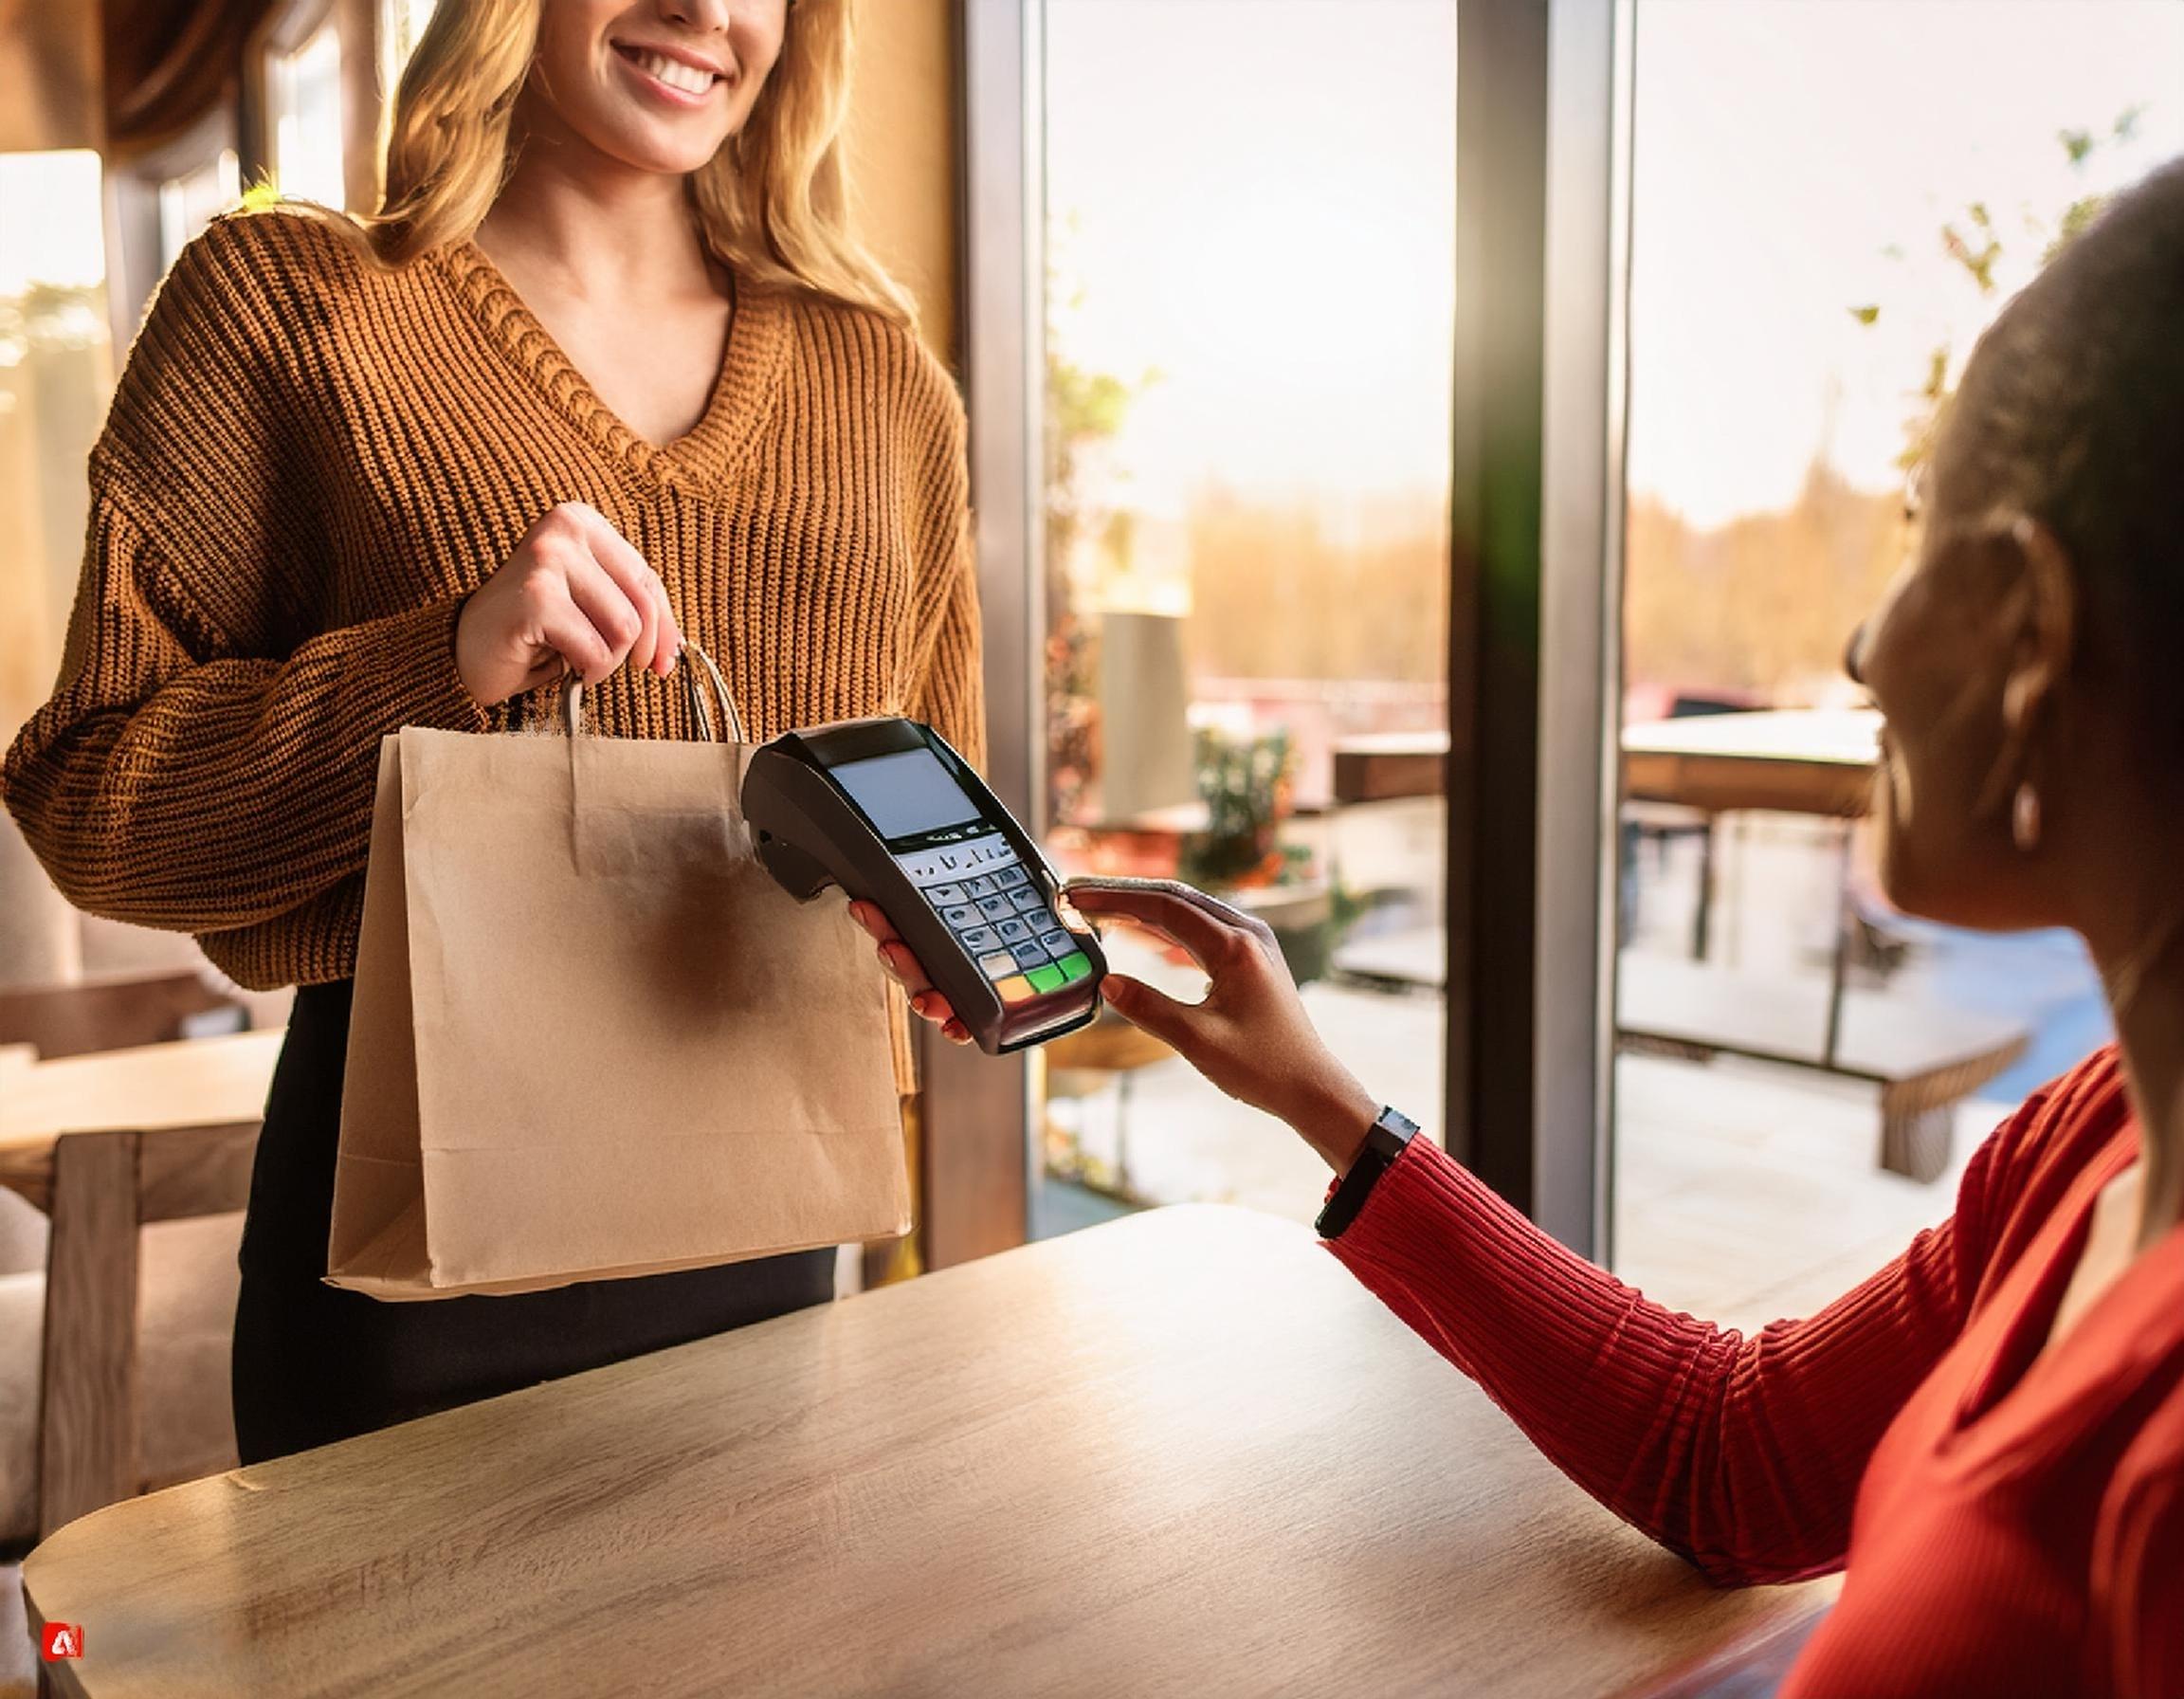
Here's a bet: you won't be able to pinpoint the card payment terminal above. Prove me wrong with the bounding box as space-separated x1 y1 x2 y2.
742 719 1105 1054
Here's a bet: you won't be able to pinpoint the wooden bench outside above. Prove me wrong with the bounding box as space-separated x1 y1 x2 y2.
1614 957 2027 1182
1330 930 2026 1181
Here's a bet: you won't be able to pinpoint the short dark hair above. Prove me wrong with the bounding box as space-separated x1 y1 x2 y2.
1940 155 2184 752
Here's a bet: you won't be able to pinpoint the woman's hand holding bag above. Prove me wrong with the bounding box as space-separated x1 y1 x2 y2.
456 501 683 706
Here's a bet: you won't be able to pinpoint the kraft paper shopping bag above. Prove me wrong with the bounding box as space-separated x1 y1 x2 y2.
327 658 910 1298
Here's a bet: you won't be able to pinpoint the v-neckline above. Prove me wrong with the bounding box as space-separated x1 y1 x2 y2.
440 240 790 490
1951 1124 2176 1436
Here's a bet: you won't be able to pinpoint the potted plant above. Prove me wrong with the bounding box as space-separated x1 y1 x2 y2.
1179 727 1339 983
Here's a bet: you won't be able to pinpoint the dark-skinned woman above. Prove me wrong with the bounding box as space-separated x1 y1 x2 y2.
860 155 2184 1697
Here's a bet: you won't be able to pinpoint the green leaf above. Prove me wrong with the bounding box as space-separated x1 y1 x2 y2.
1940 223 2001 292
1848 304 1880 326
1921 345 1950 402
2045 192 2109 263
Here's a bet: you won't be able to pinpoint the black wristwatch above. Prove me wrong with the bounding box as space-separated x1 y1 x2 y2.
1315 1105 1420 1239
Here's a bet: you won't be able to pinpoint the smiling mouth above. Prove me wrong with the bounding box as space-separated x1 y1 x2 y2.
612 44 722 99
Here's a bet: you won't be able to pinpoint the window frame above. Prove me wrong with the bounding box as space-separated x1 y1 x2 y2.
941 0 1631 1257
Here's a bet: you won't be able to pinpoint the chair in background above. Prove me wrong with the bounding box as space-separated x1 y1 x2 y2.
0 1031 279 1547
0 971 242 1062
1046 1014 1174 1202
26 1122 258 1539
1619 693 1755 958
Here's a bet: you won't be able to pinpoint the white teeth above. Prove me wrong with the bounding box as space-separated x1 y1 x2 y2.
634 50 715 96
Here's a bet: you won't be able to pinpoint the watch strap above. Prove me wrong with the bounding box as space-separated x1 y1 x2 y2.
1315 1105 1420 1239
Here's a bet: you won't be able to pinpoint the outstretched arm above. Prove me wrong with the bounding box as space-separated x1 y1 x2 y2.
1327 1127 1995 1583
1049 879 2044 1586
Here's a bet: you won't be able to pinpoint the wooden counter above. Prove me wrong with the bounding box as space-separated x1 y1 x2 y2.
24 1207 1825 1697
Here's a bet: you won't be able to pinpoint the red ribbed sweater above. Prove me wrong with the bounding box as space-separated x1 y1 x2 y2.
1330 1047 2183 1696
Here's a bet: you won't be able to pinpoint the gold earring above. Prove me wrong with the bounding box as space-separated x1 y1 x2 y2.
2012 780 2041 852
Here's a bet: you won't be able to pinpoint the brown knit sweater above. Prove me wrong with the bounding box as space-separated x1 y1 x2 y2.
2 210 984 992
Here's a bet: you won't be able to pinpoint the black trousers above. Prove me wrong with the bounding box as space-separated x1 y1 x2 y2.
232 981 835 1463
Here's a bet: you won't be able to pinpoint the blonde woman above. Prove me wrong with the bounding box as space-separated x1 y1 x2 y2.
2 0 982 1462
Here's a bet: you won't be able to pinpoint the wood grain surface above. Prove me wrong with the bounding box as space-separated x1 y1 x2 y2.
35 1121 262 1537
37 1135 140 1540
24 1207 1823 1698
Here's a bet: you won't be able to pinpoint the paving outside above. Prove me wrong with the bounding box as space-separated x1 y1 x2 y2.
1039 813 2112 1334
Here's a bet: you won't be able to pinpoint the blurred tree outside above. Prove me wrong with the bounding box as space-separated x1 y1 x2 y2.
1178 725 1295 890
1626 108 2154 710
1625 464 1903 702
1185 485 1446 685
1044 217 1157 825
1850 107 2147 476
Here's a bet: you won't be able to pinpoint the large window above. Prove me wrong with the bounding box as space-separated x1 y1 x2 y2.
156 146 243 270
0 150 114 983
1032 0 1456 1233
0 151 109 743
379 0 439 101
1611 0 2184 1323
264 6 346 208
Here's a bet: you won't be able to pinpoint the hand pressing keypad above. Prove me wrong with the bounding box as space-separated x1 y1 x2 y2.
893 834 1095 1005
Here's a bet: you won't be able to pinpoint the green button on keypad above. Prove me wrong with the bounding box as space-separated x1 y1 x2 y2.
1027 962 1066 994
1056 952 1092 982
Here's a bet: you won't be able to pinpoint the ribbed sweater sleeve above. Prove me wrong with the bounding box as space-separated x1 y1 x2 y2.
4 505 482 929
1327 1096 2045 1586
0 223 487 933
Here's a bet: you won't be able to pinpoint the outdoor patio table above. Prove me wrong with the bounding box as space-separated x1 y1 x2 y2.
1616 707 1880 818
1330 708 1879 815
23 1206 1828 1698
1331 712 2027 1178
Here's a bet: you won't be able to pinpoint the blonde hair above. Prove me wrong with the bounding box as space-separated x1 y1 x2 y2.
344 0 910 324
